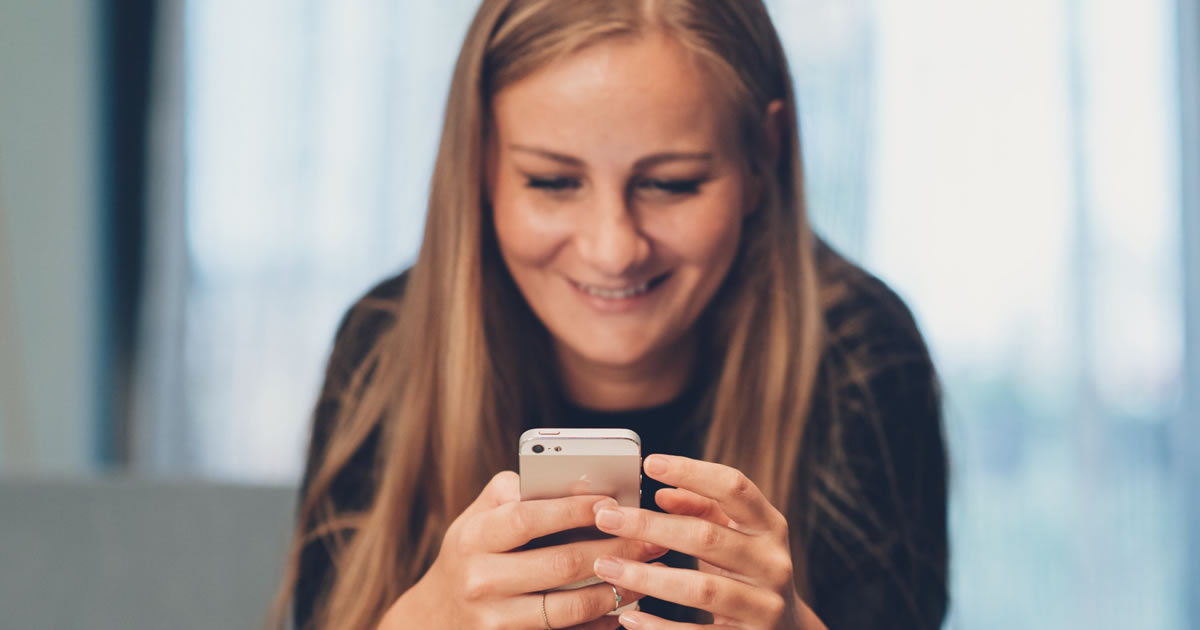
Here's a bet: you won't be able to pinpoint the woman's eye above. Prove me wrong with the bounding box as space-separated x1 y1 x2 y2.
638 178 704 196
526 176 581 192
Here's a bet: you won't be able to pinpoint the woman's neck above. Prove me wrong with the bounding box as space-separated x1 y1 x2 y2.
555 334 696 411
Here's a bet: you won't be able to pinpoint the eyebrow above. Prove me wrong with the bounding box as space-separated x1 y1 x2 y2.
509 144 713 170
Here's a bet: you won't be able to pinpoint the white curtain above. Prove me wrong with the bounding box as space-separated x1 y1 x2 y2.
863 1 1184 628
140 0 1190 627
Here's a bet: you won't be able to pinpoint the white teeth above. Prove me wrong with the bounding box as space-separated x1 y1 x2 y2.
576 280 651 299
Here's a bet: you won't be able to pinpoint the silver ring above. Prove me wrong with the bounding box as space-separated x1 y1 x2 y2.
611 584 622 612
541 592 553 629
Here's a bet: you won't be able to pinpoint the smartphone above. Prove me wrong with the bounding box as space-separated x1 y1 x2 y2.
519 428 642 613
519 428 642 505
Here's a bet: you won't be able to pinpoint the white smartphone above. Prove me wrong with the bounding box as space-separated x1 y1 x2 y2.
518 428 642 614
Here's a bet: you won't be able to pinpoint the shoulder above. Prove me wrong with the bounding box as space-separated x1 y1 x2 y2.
809 240 941 458
333 270 410 355
810 239 945 524
814 239 931 372
304 269 410 490
321 270 411 394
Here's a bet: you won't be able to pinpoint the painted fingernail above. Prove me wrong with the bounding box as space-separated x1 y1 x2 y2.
618 611 643 628
644 455 668 475
596 508 624 529
594 556 624 579
592 497 618 514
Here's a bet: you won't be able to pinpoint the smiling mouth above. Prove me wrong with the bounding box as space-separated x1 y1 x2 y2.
568 273 671 300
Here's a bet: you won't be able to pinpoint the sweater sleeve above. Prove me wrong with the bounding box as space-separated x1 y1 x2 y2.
808 269 950 629
292 274 408 630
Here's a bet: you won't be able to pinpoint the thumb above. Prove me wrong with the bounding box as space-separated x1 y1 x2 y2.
463 470 520 517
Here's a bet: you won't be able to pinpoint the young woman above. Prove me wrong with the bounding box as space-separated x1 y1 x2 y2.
271 1 948 629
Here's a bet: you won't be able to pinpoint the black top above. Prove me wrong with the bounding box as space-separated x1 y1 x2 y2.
293 250 948 629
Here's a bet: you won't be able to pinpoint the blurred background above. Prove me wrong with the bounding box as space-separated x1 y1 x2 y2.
0 0 1196 628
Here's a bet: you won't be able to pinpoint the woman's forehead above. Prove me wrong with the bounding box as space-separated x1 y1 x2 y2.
490 32 735 162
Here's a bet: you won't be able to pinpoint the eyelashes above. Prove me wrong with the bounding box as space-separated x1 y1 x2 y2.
524 176 707 197
525 176 581 192
641 178 703 195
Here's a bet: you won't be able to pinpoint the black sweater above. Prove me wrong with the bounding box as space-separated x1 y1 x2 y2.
293 250 948 629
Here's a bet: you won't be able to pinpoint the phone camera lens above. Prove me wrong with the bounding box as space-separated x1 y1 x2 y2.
532 444 545 453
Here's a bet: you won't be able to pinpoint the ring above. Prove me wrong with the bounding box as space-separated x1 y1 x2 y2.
540 592 553 630
611 584 622 612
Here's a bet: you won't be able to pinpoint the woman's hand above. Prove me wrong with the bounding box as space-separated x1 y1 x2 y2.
380 471 666 630
589 455 828 630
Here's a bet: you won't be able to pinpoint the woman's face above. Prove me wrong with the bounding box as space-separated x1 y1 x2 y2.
487 32 752 380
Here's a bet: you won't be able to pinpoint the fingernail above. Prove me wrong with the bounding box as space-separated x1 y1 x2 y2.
596 508 624 530
594 556 624 579
643 542 668 557
592 497 618 514
618 611 643 628
644 455 668 476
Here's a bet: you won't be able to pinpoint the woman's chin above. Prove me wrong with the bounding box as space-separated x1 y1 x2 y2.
559 338 658 371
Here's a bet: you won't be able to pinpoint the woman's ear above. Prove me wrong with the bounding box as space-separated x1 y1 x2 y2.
764 98 785 169
747 99 787 216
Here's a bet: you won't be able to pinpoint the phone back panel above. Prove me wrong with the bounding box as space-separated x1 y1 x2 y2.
519 429 642 507
520 454 641 506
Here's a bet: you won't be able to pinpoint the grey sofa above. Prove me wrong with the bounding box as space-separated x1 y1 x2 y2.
0 477 297 630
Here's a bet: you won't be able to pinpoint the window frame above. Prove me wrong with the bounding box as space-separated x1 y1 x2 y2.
1177 0 1200 626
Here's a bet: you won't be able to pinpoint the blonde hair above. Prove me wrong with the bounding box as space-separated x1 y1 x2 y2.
269 1 856 628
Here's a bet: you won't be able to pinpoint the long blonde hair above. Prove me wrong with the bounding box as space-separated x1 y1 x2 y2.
272 1 846 628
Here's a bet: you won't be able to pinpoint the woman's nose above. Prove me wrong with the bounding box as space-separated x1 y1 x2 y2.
574 190 650 277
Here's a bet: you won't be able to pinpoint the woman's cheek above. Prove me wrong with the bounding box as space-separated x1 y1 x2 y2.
493 195 573 265
649 196 743 263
